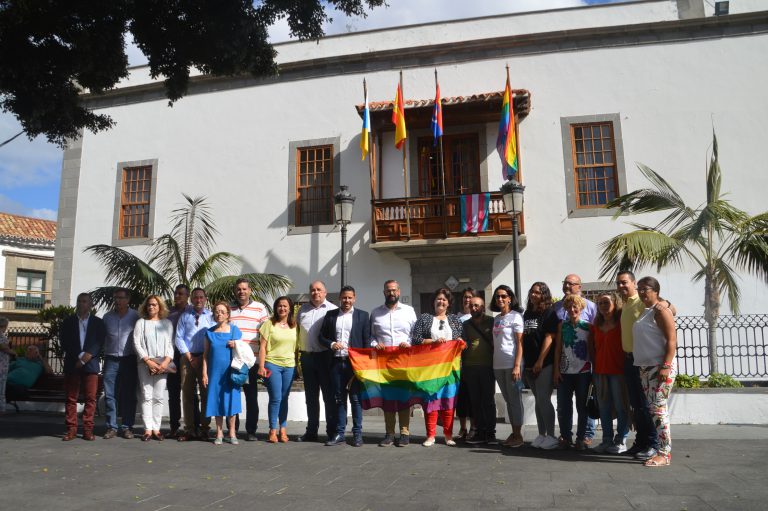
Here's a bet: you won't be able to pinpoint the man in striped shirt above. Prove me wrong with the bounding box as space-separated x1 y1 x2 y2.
230 278 269 441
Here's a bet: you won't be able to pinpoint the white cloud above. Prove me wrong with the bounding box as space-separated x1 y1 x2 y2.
0 113 62 189
29 208 57 221
0 193 56 220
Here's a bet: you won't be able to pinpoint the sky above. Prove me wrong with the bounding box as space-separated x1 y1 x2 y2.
0 0 622 221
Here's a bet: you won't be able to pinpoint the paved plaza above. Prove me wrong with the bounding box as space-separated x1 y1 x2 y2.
1 412 767 511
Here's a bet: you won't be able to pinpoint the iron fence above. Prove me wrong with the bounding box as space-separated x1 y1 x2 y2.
675 315 768 380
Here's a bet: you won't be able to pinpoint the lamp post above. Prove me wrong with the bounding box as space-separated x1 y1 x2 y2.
501 179 526 301
334 185 356 289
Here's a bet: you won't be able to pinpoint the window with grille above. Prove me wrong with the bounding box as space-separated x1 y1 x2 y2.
571 122 619 208
119 165 152 239
417 134 480 196
296 145 334 226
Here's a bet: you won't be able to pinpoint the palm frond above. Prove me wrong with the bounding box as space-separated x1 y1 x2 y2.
713 257 741 315
88 286 148 311
598 229 686 279
188 252 243 288
174 195 219 274
147 234 186 287
707 129 721 206
84 245 171 299
727 212 768 284
204 273 293 308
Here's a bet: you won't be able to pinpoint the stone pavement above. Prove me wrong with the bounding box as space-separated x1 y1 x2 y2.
1 412 767 511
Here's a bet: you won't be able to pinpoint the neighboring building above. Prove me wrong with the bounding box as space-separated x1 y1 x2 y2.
0 212 56 326
54 0 768 316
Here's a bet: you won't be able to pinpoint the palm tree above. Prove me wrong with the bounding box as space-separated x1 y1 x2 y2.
85 195 291 309
598 131 768 374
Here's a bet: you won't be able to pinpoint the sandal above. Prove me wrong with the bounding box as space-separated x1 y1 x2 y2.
142 433 152 442
644 453 671 467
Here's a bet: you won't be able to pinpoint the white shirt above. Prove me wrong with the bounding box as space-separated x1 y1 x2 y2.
430 317 449 341
78 315 89 351
298 300 337 352
492 310 525 369
369 302 417 347
334 307 354 358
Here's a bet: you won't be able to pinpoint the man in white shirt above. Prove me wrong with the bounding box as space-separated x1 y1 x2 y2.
369 279 417 447
296 281 338 442
229 278 269 441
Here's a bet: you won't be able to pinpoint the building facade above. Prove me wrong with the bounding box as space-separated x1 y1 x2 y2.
54 0 768 316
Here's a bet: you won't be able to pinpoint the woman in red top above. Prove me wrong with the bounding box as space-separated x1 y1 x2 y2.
588 292 630 454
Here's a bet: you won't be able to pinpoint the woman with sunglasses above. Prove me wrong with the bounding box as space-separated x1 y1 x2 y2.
633 277 677 467
411 287 463 447
491 284 525 448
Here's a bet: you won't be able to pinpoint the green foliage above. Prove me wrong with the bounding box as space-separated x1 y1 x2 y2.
674 374 701 388
37 305 76 359
85 195 291 310
0 0 385 147
705 373 743 388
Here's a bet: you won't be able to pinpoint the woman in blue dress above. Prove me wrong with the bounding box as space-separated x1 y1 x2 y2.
202 300 243 445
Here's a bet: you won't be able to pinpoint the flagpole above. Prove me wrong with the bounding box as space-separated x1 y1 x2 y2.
364 78 376 202
400 70 411 240
436 69 448 239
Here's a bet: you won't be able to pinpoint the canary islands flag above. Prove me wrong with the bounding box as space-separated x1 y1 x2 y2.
361 90 370 160
496 76 518 179
392 83 407 149
349 341 462 413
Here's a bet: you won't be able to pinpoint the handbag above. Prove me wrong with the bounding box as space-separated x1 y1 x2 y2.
586 382 600 420
230 363 249 388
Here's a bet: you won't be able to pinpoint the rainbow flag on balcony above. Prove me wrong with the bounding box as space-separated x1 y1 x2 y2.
460 192 490 233
348 341 463 413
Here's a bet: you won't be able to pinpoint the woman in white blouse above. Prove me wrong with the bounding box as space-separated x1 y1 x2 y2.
133 295 175 441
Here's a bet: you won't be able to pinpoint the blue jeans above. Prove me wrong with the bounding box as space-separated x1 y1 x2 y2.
624 354 658 449
103 355 137 431
330 357 363 438
299 351 335 436
556 372 591 442
595 374 629 444
264 362 295 429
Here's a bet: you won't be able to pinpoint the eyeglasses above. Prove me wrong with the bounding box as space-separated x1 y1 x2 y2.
563 281 580 287
194 314 200 326
439 319 445 330
147 303 158 307
495 294 509 300
638 286 653 292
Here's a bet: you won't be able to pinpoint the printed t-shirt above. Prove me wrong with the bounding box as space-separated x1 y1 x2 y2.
492 310 524 370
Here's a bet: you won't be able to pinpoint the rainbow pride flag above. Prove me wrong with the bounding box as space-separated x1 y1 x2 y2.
349 341 463 413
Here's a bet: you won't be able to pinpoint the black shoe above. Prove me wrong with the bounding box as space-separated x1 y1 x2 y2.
635 447 657 460
485 434 499 445
396 434 410 447
466 433 485 445
245 433 257 442
379 434 394 447
297 432 319 443
353 436 363 447
325 434 345 446
625 443 644 456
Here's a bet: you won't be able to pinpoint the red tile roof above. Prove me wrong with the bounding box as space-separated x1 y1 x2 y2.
0 212 57 245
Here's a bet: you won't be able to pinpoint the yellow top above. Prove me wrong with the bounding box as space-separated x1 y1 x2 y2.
259 321 298 368
620 294 645 353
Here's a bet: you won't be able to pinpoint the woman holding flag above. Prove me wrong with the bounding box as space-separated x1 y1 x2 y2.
411 288 463 447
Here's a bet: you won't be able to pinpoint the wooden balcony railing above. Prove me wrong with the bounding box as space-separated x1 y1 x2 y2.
372 192 521 243
0 288 52 311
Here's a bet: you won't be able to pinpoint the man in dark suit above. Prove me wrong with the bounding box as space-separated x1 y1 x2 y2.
319 285 370 447
60 292 105 441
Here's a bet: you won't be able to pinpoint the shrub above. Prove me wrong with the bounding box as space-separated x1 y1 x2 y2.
674 374 701 388
705 373 743 388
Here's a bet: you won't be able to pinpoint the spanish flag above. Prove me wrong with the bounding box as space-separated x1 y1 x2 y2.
392 83 407 149
349 341 462 413
360 89 370 160
496 75 519 179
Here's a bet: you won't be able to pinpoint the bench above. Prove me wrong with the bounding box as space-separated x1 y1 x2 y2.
6 373 104 413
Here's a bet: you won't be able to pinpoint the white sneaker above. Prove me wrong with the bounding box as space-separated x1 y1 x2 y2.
607 439 627 454
422 437 435 447
540 435 560 450
531 434 546 449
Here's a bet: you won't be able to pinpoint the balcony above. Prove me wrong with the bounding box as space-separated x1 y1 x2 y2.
371 192 524 257
0 288 51 312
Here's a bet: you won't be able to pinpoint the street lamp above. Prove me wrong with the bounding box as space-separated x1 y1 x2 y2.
334 185 356 289
501 179 525 301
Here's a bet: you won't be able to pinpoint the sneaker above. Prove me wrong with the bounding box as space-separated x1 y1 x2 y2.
103 428 117 439
227 436 239 445
245 433 257 442
625 443 644 456
466 432 485 445
592 442 612 453
635 447 657 460
607 440 628 454
531 434 546 449
485 434 500 446
422 437 435 447
540 435 560 450
445 438 457 447
396 434 410 447
379 434 395 447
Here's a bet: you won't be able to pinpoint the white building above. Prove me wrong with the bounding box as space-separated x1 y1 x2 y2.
54 0 768 317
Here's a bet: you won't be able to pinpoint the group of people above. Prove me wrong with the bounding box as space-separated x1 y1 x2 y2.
45 271 677 467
